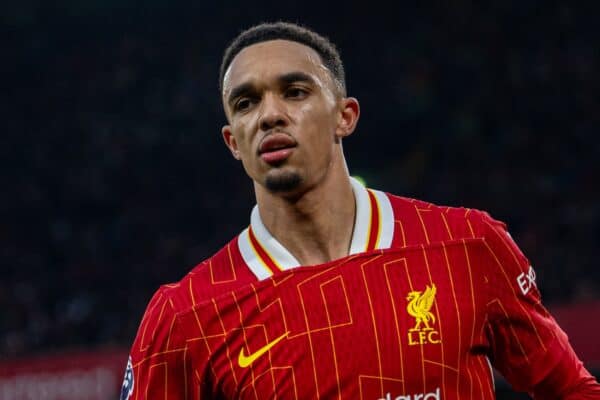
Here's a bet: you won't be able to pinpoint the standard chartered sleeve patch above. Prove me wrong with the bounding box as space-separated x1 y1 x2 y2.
120 356 135 400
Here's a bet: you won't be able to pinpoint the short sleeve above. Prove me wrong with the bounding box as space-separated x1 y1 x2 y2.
478 213 588 394
122 286 194 400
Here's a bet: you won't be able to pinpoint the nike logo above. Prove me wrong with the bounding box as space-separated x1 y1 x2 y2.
237 332 289 368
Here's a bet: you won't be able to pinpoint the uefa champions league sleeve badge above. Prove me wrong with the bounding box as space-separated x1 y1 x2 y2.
120 356 135 400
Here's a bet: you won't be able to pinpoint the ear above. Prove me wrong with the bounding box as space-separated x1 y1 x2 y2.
335 97 360 139
222 125 241 160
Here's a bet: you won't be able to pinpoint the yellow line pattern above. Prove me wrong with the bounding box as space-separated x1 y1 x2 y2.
463 240 477 398
440 212 454 240
466 219 476 238
383 258 407 394
182 345 188 400
132 228 520 399
420 245 444 394
319 277 344 399
487 298 529 362
139 293 165 352
424 359 459 373
477 355 495 398
415 207 431 244
441 243 461 397
133 347 187 368
213 297 239 387
360 254 386 397
395 219 407 247
482 234 546 350
146 362 167 400
231 292 259 399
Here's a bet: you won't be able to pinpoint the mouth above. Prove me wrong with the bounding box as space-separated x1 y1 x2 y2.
258 133 297 165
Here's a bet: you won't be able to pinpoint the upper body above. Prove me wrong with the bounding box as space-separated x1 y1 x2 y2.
122 22 600 399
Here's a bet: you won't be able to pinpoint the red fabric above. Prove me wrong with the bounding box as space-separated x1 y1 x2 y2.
532 346 600 399
126 193 599 399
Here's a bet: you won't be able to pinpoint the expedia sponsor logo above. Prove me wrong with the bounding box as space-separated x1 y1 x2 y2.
517 265 536 295
406 284 441 346
379 387 441 400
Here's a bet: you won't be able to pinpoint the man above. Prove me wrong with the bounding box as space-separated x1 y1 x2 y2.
122 22 599 399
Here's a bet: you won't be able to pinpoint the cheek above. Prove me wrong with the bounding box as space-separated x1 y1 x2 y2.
231 122 255 152
298 104 338 143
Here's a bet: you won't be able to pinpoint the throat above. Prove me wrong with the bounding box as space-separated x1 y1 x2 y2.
256 172 358 266
263 200 356 266
289 230 354 266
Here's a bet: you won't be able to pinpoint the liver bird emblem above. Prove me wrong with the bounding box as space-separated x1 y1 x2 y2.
406 284 437 331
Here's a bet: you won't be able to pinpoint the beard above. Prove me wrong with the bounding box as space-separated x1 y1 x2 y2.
264 170 302 193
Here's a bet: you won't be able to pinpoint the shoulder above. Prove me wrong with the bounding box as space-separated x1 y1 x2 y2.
146 236 258 318
379 189 503 245
380 191 535 295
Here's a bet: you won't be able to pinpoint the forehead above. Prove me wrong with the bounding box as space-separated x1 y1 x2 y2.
223 40 330 94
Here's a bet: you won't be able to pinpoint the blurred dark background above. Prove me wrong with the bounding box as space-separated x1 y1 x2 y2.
1 0 598 397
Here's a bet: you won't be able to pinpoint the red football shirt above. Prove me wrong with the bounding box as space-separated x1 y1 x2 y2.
122 179 599 399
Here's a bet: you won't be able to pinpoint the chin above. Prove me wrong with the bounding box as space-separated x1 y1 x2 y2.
264 170 303 193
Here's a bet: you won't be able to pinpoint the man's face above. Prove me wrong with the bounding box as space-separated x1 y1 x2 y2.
221 40 354 196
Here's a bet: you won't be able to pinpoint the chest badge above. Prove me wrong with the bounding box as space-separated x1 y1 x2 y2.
406 284 441 346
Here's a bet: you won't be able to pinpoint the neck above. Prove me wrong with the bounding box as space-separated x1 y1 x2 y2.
255 168 356 266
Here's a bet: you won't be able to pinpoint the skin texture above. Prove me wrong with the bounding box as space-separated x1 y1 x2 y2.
221 39 361 265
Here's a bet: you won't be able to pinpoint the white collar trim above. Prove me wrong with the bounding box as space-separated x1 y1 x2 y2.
237 177 395 279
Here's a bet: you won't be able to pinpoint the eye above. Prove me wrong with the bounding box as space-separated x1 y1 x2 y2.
285 87 309 99
234 97 255 112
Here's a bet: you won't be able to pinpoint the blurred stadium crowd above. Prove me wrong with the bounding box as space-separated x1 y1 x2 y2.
2 1 598 359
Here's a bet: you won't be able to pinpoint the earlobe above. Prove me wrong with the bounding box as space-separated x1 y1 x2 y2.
336 97 360 139
222 125 241 160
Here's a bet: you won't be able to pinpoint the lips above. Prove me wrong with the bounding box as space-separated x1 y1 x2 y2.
258 133 296 164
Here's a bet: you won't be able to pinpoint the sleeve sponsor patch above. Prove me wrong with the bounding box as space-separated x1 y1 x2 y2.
120 356 135 400
516 265 537 296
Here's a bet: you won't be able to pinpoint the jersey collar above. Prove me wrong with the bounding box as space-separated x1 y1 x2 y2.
237 177 394 280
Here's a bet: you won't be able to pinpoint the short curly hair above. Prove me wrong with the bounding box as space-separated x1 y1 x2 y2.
219 21 346 96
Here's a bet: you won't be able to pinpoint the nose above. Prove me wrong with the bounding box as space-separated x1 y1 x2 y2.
258 93 288 131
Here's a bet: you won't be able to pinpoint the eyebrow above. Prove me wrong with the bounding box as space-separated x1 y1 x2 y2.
227 71 317 107
278 71 315 86
227 82 255 107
